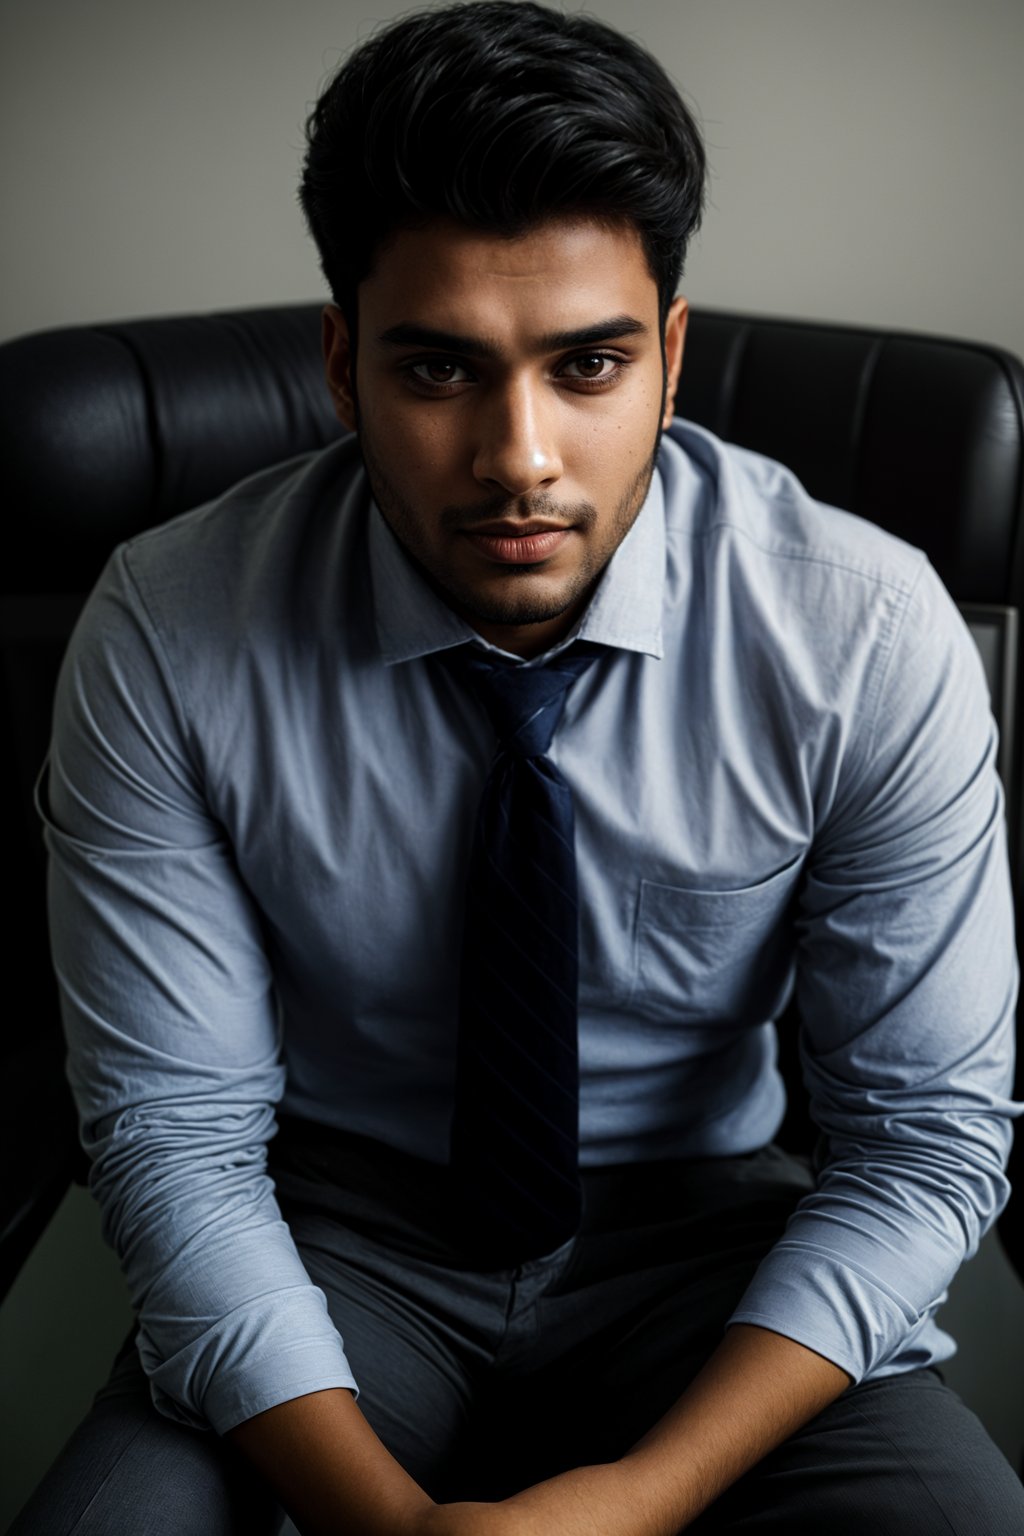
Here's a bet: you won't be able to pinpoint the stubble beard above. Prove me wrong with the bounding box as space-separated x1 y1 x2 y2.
359 429 661 631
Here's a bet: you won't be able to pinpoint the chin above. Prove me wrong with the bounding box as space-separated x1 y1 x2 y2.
455 581 586 630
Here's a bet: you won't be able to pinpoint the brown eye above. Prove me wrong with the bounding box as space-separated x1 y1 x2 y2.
561 353 622 383
409 359 472 387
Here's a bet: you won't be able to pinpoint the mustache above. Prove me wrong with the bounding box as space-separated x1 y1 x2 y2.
440 492 598 533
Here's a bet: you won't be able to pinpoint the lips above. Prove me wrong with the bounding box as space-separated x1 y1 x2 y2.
463 522 573 565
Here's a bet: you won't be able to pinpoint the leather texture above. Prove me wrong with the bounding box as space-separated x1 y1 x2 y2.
3 308 341 589
2 303 1022 1294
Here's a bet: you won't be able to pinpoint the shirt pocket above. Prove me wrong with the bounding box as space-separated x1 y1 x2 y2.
630 858 802 1025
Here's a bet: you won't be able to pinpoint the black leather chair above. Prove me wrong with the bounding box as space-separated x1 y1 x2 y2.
2 304 1023 1301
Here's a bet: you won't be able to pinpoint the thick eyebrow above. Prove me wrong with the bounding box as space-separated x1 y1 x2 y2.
376 315 650 359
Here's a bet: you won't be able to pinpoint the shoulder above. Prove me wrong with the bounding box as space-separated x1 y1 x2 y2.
655 421 984 803
657 418 957 688
57 434 371 789
113 433 368 635
659 418 927 601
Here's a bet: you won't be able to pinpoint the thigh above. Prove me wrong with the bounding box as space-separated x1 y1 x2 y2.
508 1143 817 1476
8 1335 282 1536
287 1205 497 1498
500 1142 1024 1532
273 1125 523 1500
689 1368 1024 1534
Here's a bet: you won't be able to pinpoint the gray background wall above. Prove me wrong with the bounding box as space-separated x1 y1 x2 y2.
3 0 1023 354
3 0 1023 1524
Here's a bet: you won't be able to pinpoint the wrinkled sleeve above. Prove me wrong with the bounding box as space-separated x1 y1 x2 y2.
729 559 1021 1382
42 546 357 1433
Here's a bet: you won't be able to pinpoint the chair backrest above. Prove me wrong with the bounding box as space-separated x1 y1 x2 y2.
3 304 1023 1290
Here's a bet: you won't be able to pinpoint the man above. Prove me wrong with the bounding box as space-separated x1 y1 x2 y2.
15 3 1024 1532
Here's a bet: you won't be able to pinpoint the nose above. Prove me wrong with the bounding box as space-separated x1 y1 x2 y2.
472 378 563 496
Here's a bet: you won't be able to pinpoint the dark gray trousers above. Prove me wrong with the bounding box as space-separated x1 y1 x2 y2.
11 1125 1024 1534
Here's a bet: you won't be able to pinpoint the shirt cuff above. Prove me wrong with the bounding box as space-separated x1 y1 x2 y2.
140 1286 360 1436
727 1237 934 1384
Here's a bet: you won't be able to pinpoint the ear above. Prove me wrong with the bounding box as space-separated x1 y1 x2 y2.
661 295 689 430
322 303 357 432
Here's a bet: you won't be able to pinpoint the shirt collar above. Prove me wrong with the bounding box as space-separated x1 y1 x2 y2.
370 466 666 666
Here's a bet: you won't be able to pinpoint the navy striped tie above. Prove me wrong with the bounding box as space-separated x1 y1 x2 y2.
444 643 600 1266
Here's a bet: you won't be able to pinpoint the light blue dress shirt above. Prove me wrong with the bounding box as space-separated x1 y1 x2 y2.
43 420 1021 1435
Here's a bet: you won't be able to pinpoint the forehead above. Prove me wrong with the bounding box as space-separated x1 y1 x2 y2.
359 217 659 343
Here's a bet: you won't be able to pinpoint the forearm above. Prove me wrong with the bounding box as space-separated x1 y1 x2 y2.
228 1387 435 1536
614 1322 852 1531
230 1322 852 1536
438 1323 852 1536
228 1325 849 1536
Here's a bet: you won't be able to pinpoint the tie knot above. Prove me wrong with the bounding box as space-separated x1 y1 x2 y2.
445 644 599 759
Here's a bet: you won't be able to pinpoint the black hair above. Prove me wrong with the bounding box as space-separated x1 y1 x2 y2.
299 1 706 328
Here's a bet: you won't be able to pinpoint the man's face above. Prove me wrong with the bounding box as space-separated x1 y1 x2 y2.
323 216 687 657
